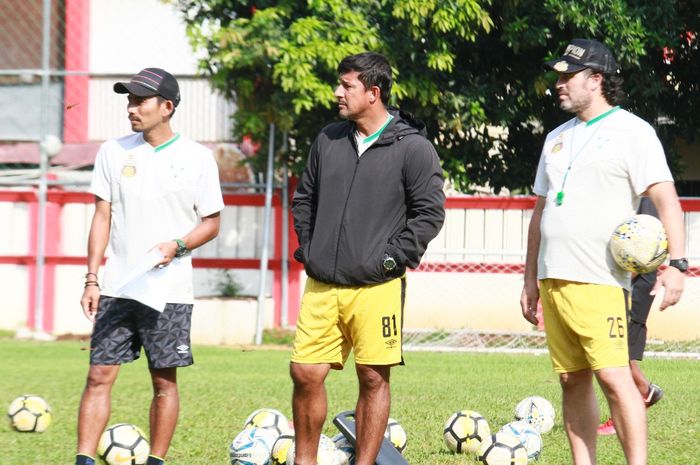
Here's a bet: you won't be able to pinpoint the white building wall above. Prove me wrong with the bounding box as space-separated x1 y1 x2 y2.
87 0 236 142
0 202 30 254
88 77 235 142
61 203 93 255
89 0 200 75
53 264 94 335
2 198 700 341
1 265 28 330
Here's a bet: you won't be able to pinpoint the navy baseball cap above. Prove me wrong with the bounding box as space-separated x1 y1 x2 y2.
545 39 619 74
114 68 181 107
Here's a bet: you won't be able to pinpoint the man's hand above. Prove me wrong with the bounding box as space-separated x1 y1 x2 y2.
520 280 540 325
80 286 101 322
151 241 179 268
651 266 685 310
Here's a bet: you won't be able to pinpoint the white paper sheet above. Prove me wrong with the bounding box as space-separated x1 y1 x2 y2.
113 249 177 312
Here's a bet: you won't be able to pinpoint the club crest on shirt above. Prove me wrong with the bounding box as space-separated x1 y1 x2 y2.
121 154 137 177
551 135 564 154
121 164 136 177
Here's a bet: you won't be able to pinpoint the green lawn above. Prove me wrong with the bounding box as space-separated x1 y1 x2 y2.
0 338 698 464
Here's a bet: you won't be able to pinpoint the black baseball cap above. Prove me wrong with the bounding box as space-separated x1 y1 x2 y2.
544 39 619 74
114 68 181 107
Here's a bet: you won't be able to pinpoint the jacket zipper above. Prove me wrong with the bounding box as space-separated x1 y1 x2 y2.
332 137 362 281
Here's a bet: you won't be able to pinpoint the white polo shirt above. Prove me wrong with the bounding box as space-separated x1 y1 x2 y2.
90 132 224 303
533 108 673 289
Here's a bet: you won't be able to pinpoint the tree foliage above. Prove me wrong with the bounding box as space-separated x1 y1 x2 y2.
176 0 700 193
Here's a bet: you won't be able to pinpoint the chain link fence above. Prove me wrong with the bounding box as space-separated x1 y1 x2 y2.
0 0 235 180
0 0 75 148
402 263 700 358
400 203 700 358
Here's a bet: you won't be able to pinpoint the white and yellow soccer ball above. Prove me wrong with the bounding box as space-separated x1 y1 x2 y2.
514 396 555 434
7 394 52 432
287 434 340 465
230 427 277 465
384 417 407 454
271 433 295 465
478 431 528 465
244 408 292 439
610 214 668 273
443 410 491 454
499 420 543 461
97 423 150 465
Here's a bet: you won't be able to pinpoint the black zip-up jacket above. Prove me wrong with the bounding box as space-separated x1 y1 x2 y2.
292 108 445 285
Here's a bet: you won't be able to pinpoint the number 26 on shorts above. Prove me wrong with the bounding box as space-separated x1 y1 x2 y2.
607 316 624 338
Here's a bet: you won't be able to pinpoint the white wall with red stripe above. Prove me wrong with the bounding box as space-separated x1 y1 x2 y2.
1 192 699 343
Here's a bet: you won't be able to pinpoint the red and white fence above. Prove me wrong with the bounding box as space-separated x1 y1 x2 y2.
1 190 699 344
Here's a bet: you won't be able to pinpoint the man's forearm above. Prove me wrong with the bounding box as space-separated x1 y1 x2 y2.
647 182 686 259
180 213 221 251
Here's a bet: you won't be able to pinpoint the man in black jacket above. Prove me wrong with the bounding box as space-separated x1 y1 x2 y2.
290 52 445 465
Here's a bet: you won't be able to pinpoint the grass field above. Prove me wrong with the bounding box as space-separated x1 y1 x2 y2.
1 338 698 465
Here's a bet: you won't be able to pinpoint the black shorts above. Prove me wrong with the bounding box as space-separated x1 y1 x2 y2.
628 272 657 361
90 296 194 369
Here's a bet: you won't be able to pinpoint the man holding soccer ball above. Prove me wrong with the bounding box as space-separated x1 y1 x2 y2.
520 39 686 465
290 52 445 465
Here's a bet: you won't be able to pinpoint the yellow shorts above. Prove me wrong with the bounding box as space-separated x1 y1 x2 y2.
291 276 405 368
540 279 629 373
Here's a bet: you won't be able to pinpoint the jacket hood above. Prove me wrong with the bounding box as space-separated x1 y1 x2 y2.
391 107 428 134
368 107 428 144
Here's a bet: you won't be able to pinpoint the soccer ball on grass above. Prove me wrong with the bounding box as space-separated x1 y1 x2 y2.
443 409 491 454
97 423 150 465
7 394 52 432
478 431 528 465
244 408 292 439
271 433 295 465
514 396 555 434
384 417 407 453
499 420 543 460
230 427 277 465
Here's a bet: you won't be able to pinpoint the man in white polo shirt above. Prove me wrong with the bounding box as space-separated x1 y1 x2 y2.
75 68 224 465
520 39 686 465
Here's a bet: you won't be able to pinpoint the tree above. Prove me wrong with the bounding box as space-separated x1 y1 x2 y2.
176 0 492 174
176 0 699 193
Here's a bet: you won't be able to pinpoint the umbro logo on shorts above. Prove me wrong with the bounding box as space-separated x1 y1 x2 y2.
176 344 190 354
385 338 397 349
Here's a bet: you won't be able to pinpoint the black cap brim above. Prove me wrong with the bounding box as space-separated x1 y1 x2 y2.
544 58 588 74
113 81 159 97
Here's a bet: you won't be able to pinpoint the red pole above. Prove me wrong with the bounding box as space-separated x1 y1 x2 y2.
63 0 90 143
